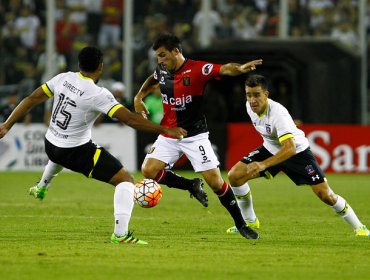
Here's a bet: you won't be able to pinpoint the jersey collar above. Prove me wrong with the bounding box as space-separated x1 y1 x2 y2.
175 58 188 73
78 72 94 82
257 100 269 118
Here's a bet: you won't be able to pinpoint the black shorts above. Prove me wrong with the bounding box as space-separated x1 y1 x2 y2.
45 138 123 183
240 146 326 186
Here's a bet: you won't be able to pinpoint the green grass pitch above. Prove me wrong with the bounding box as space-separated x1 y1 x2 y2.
0 171 369 280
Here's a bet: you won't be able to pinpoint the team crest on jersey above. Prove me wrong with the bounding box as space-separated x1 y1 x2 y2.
106 95 115 103
202 64 213 75
183 77 190 86
305 165 315 175
265 124 272 134
153 71 158 80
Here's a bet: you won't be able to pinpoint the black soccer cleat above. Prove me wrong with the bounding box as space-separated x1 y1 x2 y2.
188 178 208 207
238 224 259 240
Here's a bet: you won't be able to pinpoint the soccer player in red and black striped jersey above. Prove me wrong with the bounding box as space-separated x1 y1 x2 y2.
134 33 262 239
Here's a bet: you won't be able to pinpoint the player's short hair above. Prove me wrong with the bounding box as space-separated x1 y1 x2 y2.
245 74 268 90
78 46 103 72
152 33 182 53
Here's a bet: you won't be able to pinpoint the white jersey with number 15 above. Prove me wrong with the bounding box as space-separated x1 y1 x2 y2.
42 72 122 148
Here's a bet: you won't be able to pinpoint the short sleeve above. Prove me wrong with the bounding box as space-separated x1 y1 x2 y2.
43 73 65 98
93 88 123 117
273 107 295 142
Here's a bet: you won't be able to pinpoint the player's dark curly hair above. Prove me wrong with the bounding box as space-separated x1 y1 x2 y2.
152 33 182 53
78 46 103 72
245 74 268 90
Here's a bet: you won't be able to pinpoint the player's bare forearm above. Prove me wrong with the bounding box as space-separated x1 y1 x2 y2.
1 87 48 132
113 107 187 139
260 138 296 170
134 75 158 111
220 59 263 76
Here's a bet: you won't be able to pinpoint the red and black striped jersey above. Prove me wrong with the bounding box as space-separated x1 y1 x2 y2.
154 59 222 137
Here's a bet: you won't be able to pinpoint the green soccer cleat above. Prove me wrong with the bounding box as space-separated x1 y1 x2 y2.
226 218 260 234
355 225 370 237
111 232 148 245
29 185 49 200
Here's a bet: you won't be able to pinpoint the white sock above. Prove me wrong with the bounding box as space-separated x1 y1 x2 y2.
37 160 63 188
332 195 363 230
231 183 257 222
114 182 135 237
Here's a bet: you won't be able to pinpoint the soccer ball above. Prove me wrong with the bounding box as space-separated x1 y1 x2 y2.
134 179 162 208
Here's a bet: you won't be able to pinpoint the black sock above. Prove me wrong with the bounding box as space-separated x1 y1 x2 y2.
216 181 245 229
155 170 192 190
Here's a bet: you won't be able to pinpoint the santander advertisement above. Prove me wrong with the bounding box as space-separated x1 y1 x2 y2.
227 124 370 173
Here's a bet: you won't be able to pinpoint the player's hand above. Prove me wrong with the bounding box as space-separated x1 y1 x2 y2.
165 127 187 140
241 59 263 73
247 161 266 177
134 100 149 119
0 124 9 139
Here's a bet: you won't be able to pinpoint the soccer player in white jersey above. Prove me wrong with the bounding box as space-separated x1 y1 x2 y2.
0 46 187 245
226 74 369 237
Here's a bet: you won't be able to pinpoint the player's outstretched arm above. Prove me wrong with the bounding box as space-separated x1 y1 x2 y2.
0 86 48 139
112 106 187 139
134 75 159 119
219 59 263 76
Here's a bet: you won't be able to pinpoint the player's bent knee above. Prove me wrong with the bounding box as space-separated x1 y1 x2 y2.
110 168 134 186
141 165 157 179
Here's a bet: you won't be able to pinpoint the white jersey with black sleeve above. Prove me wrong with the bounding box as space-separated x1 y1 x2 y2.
42 72 123 148
246 98 309 155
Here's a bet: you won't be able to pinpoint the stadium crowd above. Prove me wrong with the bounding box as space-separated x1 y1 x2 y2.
0 0 368 123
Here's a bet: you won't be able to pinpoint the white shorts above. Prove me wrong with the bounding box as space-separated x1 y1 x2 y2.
145 133 220 172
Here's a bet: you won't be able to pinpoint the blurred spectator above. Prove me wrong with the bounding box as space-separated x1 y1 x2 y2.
86 0 102 43
288 0 310 37
56 10 80 67
14 5 40 51
331 20 358 50
192 2 222 47
1 12 21 56
231 7 265 39
65 0 89 24
307 0 334 34
36 45 67 84
98 0 123 48
216 13 234 39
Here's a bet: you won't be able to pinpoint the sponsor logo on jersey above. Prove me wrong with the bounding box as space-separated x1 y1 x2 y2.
183 77 190 86
162 93 192 109
63 80 84 96
182 69 191 75
202 64 213 75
